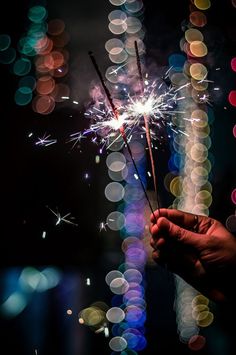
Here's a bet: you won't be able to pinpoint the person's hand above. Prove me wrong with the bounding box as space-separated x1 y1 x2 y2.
149 208 236 303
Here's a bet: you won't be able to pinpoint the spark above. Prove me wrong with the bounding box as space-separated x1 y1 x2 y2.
42 231 46 239
108 62 128 75
99 221 107 232
47 207 78 226
95 324 109 337
67 131 86 149
104 326 109 338
71 73 195 148
86 278 91 286
198 93 212 105
35 133 57 147
95 326 105 334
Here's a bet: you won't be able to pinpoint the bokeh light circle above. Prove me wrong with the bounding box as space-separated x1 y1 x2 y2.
226 215 236 233
36 76 55 95
188 335 206 351
189 11 207 27
185 28 204 43
109 49 128 64
106 270 124 286
109 0 126 5
0 34 11 51
105 38 124 55
233 125 236 138
19 76 36 92
126 17 142 34
190 63 207 80
32 95 55 114
124 269 143 284
194 0 211 10
231 188 236 204
108 165 128 182
106 152 126 172
109 336 127 352
28 6 47 23
197 311 214 327
124 0 144 13
105 182 125 202
190 41 208 57
110 278 129 295
106 307 125 323
231 57 236 72
107 211 126 231
228 90 236 107
15 87 32 106
47 19 65 36
190 142 208 163
79 307 105 326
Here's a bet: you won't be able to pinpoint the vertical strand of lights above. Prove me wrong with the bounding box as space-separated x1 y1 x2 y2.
10 3 71 115
226 31 236 233
168 0 214 351
104 0 148 353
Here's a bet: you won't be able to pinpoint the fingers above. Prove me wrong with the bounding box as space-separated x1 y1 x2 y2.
150 208 210 233
150 216 205 249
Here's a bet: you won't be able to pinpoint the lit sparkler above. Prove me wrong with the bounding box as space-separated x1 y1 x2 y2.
88 51 157 220
69 80 188 152
70 71 191 151
134 40 159 208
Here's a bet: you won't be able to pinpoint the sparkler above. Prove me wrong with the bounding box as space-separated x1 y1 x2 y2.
89 51 157 221
72 76 190 154
134 40 160 210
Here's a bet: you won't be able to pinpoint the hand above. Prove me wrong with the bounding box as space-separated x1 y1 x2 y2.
149 208 236 303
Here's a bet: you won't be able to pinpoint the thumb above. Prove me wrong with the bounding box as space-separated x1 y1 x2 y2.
158 217 205 249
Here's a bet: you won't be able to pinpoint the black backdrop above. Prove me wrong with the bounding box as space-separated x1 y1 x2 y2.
1 1 236 355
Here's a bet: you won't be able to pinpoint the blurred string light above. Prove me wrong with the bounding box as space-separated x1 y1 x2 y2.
0 4 72 116
226 4 236 232
169 1 214 350
105 1 147 352
77 0 148 352
0 267 61 318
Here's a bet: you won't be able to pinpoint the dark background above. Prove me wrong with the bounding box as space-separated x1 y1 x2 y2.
1 1 236 354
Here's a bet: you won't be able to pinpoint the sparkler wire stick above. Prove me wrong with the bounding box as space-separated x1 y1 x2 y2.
134 41 160 211
89 51 157 222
